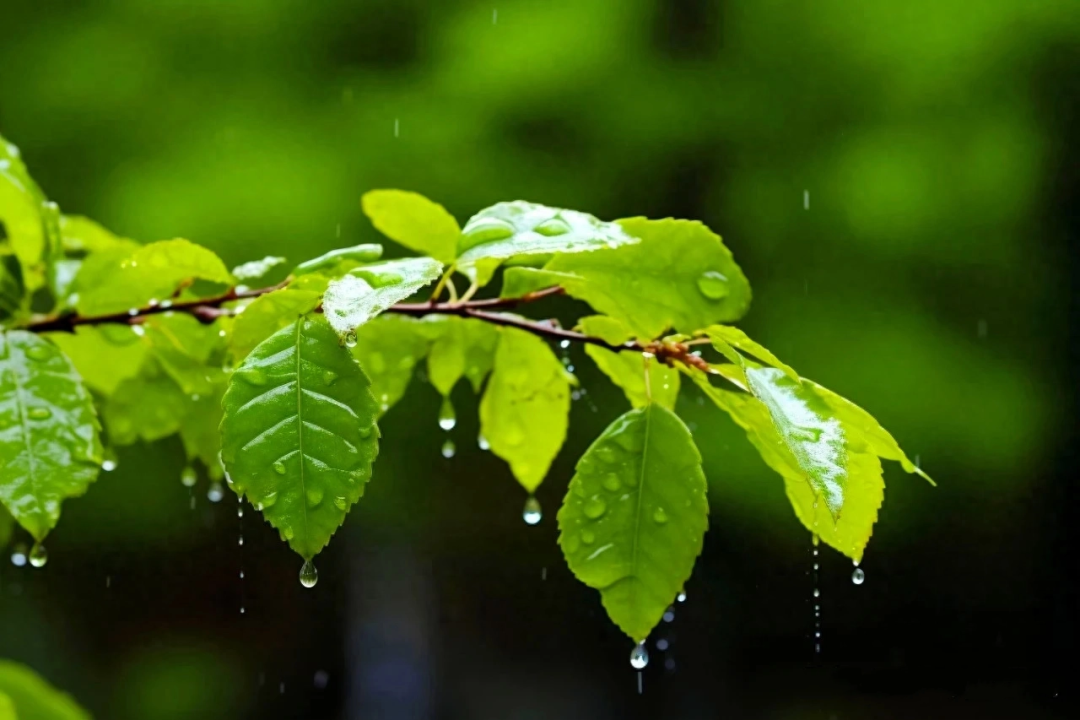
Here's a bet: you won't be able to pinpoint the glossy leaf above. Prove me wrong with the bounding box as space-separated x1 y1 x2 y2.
479 326 571 492
540 218 751 338
0 135 61 292
362 189 460 264
420 316 500 396
322 257 443 337
579 316 679 410
0 660 90 720
47 326 147 396
351 315 432 414
220 316 380 560
0 331 103 541
291 244 383 277
704 324 798 380
103 359 189 445
230 285 322 360
558 403 708 641
232 256 287 282
457 201 639 286
76 239 233 316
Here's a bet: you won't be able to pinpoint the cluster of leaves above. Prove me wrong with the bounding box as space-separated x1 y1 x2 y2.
0 134 930 644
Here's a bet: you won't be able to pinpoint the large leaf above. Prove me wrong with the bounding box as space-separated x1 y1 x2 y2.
479 327 571 492
46 326 147 396
0 135 61 292
457 201 639 286
536 218 751 338
558 403 708 641
362 190 460 264
220 315 380 560
350 315 432 414
76 239 233 316
579 316 679 410
0 331 103 541
0 660 90 720
230 284 322 360
103 359 189 445
420 315 500 396
322 257 443 337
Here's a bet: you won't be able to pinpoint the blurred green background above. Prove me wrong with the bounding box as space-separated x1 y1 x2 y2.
1 0 1078 718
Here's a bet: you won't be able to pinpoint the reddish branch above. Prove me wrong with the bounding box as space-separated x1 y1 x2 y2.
19 281 713 372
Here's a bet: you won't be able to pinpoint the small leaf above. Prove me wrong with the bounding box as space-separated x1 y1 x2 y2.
322 257 443 337
220 316 380 560
179 375 227 479
543 218 751 338
351 315 432 414
47 326 147 396
579 316 679 410
0 659 91 720
104 359 189 444
420 316 500 396
0 135 61 292
480 326 571 492
292 244 383 277
704 324 798 380
0 331 103 541
499 266 570 299
457 201 639 286
558 403 708 641
231 256 287 282
362 189 460 264
230 285 322 360
142 313 224 396
60 214 132 253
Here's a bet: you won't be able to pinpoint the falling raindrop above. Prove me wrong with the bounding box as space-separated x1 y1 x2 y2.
477 433 490 451
180 466 197 487
522 496 542 525
207 482 224 503
559 339 570 349
343 331 358 349
299 560 318 588
852 567 865 585
101 448 118 472
629 642 649 669
237 505 244 518
492 8 498 24
656 639 669 651
106 575 111 588
29 543 48 568
10 545 27 567
240 606 246 615
238 536 244 547
438 397 457 431
441 439 456 458
314 670 329 689
663 608 675 623
813 588 820 598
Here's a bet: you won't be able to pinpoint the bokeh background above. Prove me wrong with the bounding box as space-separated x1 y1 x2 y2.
1 1 1078 718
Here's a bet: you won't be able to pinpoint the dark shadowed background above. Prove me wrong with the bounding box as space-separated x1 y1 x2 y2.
1 1 1078 718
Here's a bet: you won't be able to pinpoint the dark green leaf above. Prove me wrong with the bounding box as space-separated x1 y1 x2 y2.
0 659 91 720
558 403 708 641
479 326 571 492
220 316 380 560
350 315 432 414
322 257 442 337
362 189 460 264
579 316 679 410
0 331 103 541
230 285 322 360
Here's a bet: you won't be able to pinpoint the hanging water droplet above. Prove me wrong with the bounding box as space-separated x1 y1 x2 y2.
29 543 48 568
438 397 456 431
696 271 729 300
207 482 224 502
629 642 649 669
10 544 27 567
813 588 820 598
27 407 51 420
477 433 490 451
522 496 542 525
652 507 668 524
343 331 358 349
101 448 118 472
852 568 865 585
677 590 687 603
273 461 286 475
441 439 456 458
180 466 197 487
583 496 607 519
299 560 318 588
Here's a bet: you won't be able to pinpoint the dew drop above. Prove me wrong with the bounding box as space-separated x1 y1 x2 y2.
652 507 668 524
299 560 318 588
207 482 224 503
629 642 649 669
306 487 324 507
477 433 490 451
273 461 286 475
101 448 118 472
534 217 570 237
180 466 197 487
595 445 619 464
522 496 542 525
25 345 50 361
581 529 596 545
343 331 358 349
437 397 456 431
333 496 347 511
322 370 337 385
27 407 51 420
852 568 866 585
29 543 48 568
10 544 27 567
583 496 607 519
601 473 621 492
656 638 669 651
696 271 729 300
441 439 456 458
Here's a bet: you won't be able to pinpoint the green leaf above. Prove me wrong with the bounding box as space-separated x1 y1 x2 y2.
579 316 680 410
499 266 569 299
0 331 103 541
479 326 571 492
103 359 189 445
361 190 460 264
419 316 500 396
76 239 233 316
322 257 443 337
703 324 798 380
142 314 224 396
179 376 227 479
220 315 380 560
291 244 383 277
557 403 708 641
541 218 751 338
0 255 25 319
0 135 61 292
0 689 12 720
46 327 147 396
231 256 287 282
457 201 639 286
0 659 91 720
350 315 432 414
230 286 322 360
59 214 132 253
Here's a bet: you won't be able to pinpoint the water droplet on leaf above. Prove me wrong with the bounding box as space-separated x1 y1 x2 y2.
240 368 267 386
343 331 358 349
306 487 324 507
535 217 570 237
333 496 347 511
583 496 607 519
299 560 318 588
522 496 542 525
27 407 51 420
25 346 50 361
630 642 649 669
273 461 286 475
696 271 729 300
652 507 668 524
323 370 337 385
581 529 596 545
601 473 621 492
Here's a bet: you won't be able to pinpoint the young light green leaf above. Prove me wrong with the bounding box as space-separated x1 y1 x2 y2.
479 327 571 492
291 244 383 277
499 266 570 299
0 660 91 720
542 218 751 338
419 316 500 396
457 201 639 286
579 316 679 410
322 257 443 337
230 286 322 360
704 324 798 380
0 331 103 541
76 239 233 316
351 315 432 414
220 316 380 560
104 359 189 445
46 326 147 396
362 190 460 264
558 403 708 642
59 214 133 253
0 135 61 292
179 376 227 479
142 314 224 396
232 256 287 282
